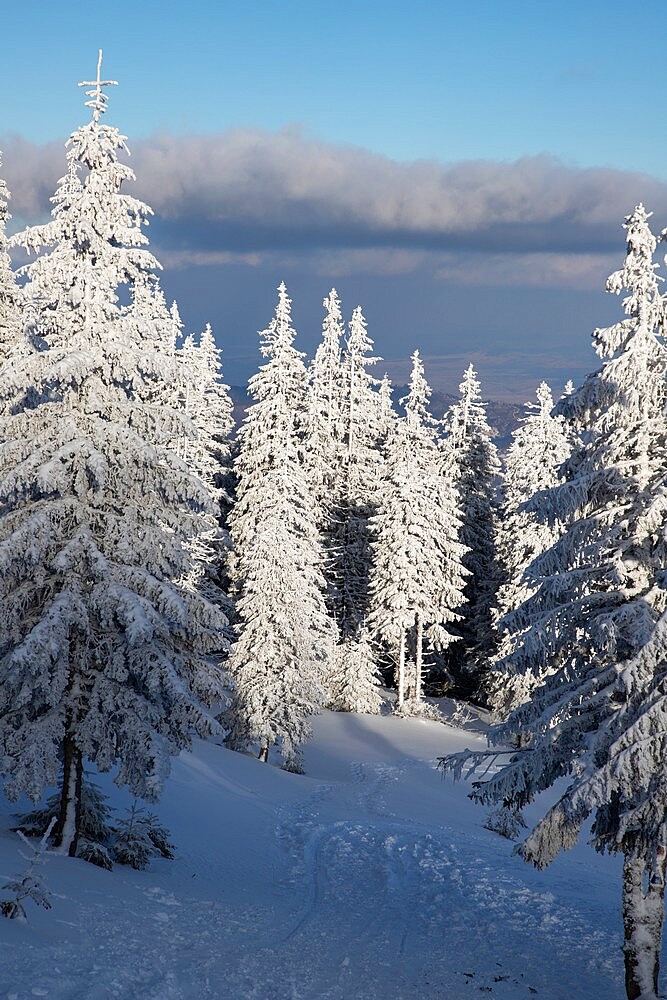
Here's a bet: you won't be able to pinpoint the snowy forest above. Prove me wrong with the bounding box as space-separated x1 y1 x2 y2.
2 55 667 1000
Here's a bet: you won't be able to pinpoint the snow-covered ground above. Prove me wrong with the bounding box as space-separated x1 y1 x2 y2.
0 706 625 999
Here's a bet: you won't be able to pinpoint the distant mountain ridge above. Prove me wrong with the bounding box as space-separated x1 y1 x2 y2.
228 385 524 449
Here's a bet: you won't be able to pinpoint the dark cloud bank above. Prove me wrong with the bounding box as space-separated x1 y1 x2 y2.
3 128 666 399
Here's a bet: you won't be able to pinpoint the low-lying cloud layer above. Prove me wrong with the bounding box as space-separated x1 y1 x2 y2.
2 127 663 398
2 127 667 290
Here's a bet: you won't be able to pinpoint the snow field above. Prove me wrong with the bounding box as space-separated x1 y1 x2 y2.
0 709 624 999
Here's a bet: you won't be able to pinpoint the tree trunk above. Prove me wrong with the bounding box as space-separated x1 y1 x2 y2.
53 729 83 857
415 614 423 703
397 629 406 708
258 744 269 763
622 847 666 1000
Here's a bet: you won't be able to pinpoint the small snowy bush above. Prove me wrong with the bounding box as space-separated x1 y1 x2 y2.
76 840 114 871
111 802 175 870
1 818 55 920
393 697 444 723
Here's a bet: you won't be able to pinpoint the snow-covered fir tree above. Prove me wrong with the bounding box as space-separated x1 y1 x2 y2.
226 282 336 769
377 374 396 439
177 323 234 489
306 288 345 509
369 351 467 714
330 306 383 639
328 623 383 715
111 801 174 870
0 54 228 857
122 273 180 358
441 205 667 1000
310 298 397 714
489 381 571 715
175 323 235 607
0 155 21 363
442 364 500 696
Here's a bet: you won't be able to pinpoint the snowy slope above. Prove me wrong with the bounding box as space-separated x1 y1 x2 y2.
0 706 625 999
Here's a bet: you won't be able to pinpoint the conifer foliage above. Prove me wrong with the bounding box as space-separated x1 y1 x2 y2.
489 381 572 714
441 205 667 1000
442 365 500 694
1 818 56 920
307 288 345 508
330 306 383 639
328 624 383 715
0 54 227 857
0 155 21 362
177 323 234 492
369 351 467 714
226 282 336 769
11 58 667 1000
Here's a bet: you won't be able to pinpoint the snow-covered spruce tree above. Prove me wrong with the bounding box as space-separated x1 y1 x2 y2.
328 623 383 715
226 283 336 770
306 288 346 510
377 374 397 441
110 800 175 870
0 55 227 857
177 323 234 490
369 351 467 715
488 381 572 715
442 364 500 697
330 306 383 640
176 323 235 609
0 154 22 364
309 298 395 715
122 272 180 359
441 205 667 1000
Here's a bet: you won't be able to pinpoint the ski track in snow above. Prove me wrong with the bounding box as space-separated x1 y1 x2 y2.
258 759 620 1000
0 725 624 1000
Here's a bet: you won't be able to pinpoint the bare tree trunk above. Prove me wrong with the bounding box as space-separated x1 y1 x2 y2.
415 614 423 703
53 659 84 858
397 629 406 708
622 847 666 1000
53 728 83 857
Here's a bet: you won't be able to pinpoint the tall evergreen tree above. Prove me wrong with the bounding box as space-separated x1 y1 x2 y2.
306 288 345 508
175 323 235 611
123 274 180 357
0 155 21 363
226 283 336 770
442 365 500 695
489 381 572 715
369 351 467 713
177 324 234 484
441 205 667 1000
377 374 396 440
0 55 227 856
331 306 382 639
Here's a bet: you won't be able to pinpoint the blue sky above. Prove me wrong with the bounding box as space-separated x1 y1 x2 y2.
5 0 666 176
3 0 667 398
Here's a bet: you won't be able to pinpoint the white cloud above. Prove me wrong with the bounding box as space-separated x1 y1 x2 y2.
3 127 665 296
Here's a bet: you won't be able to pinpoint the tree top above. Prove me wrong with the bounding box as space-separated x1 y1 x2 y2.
78 50 118 123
